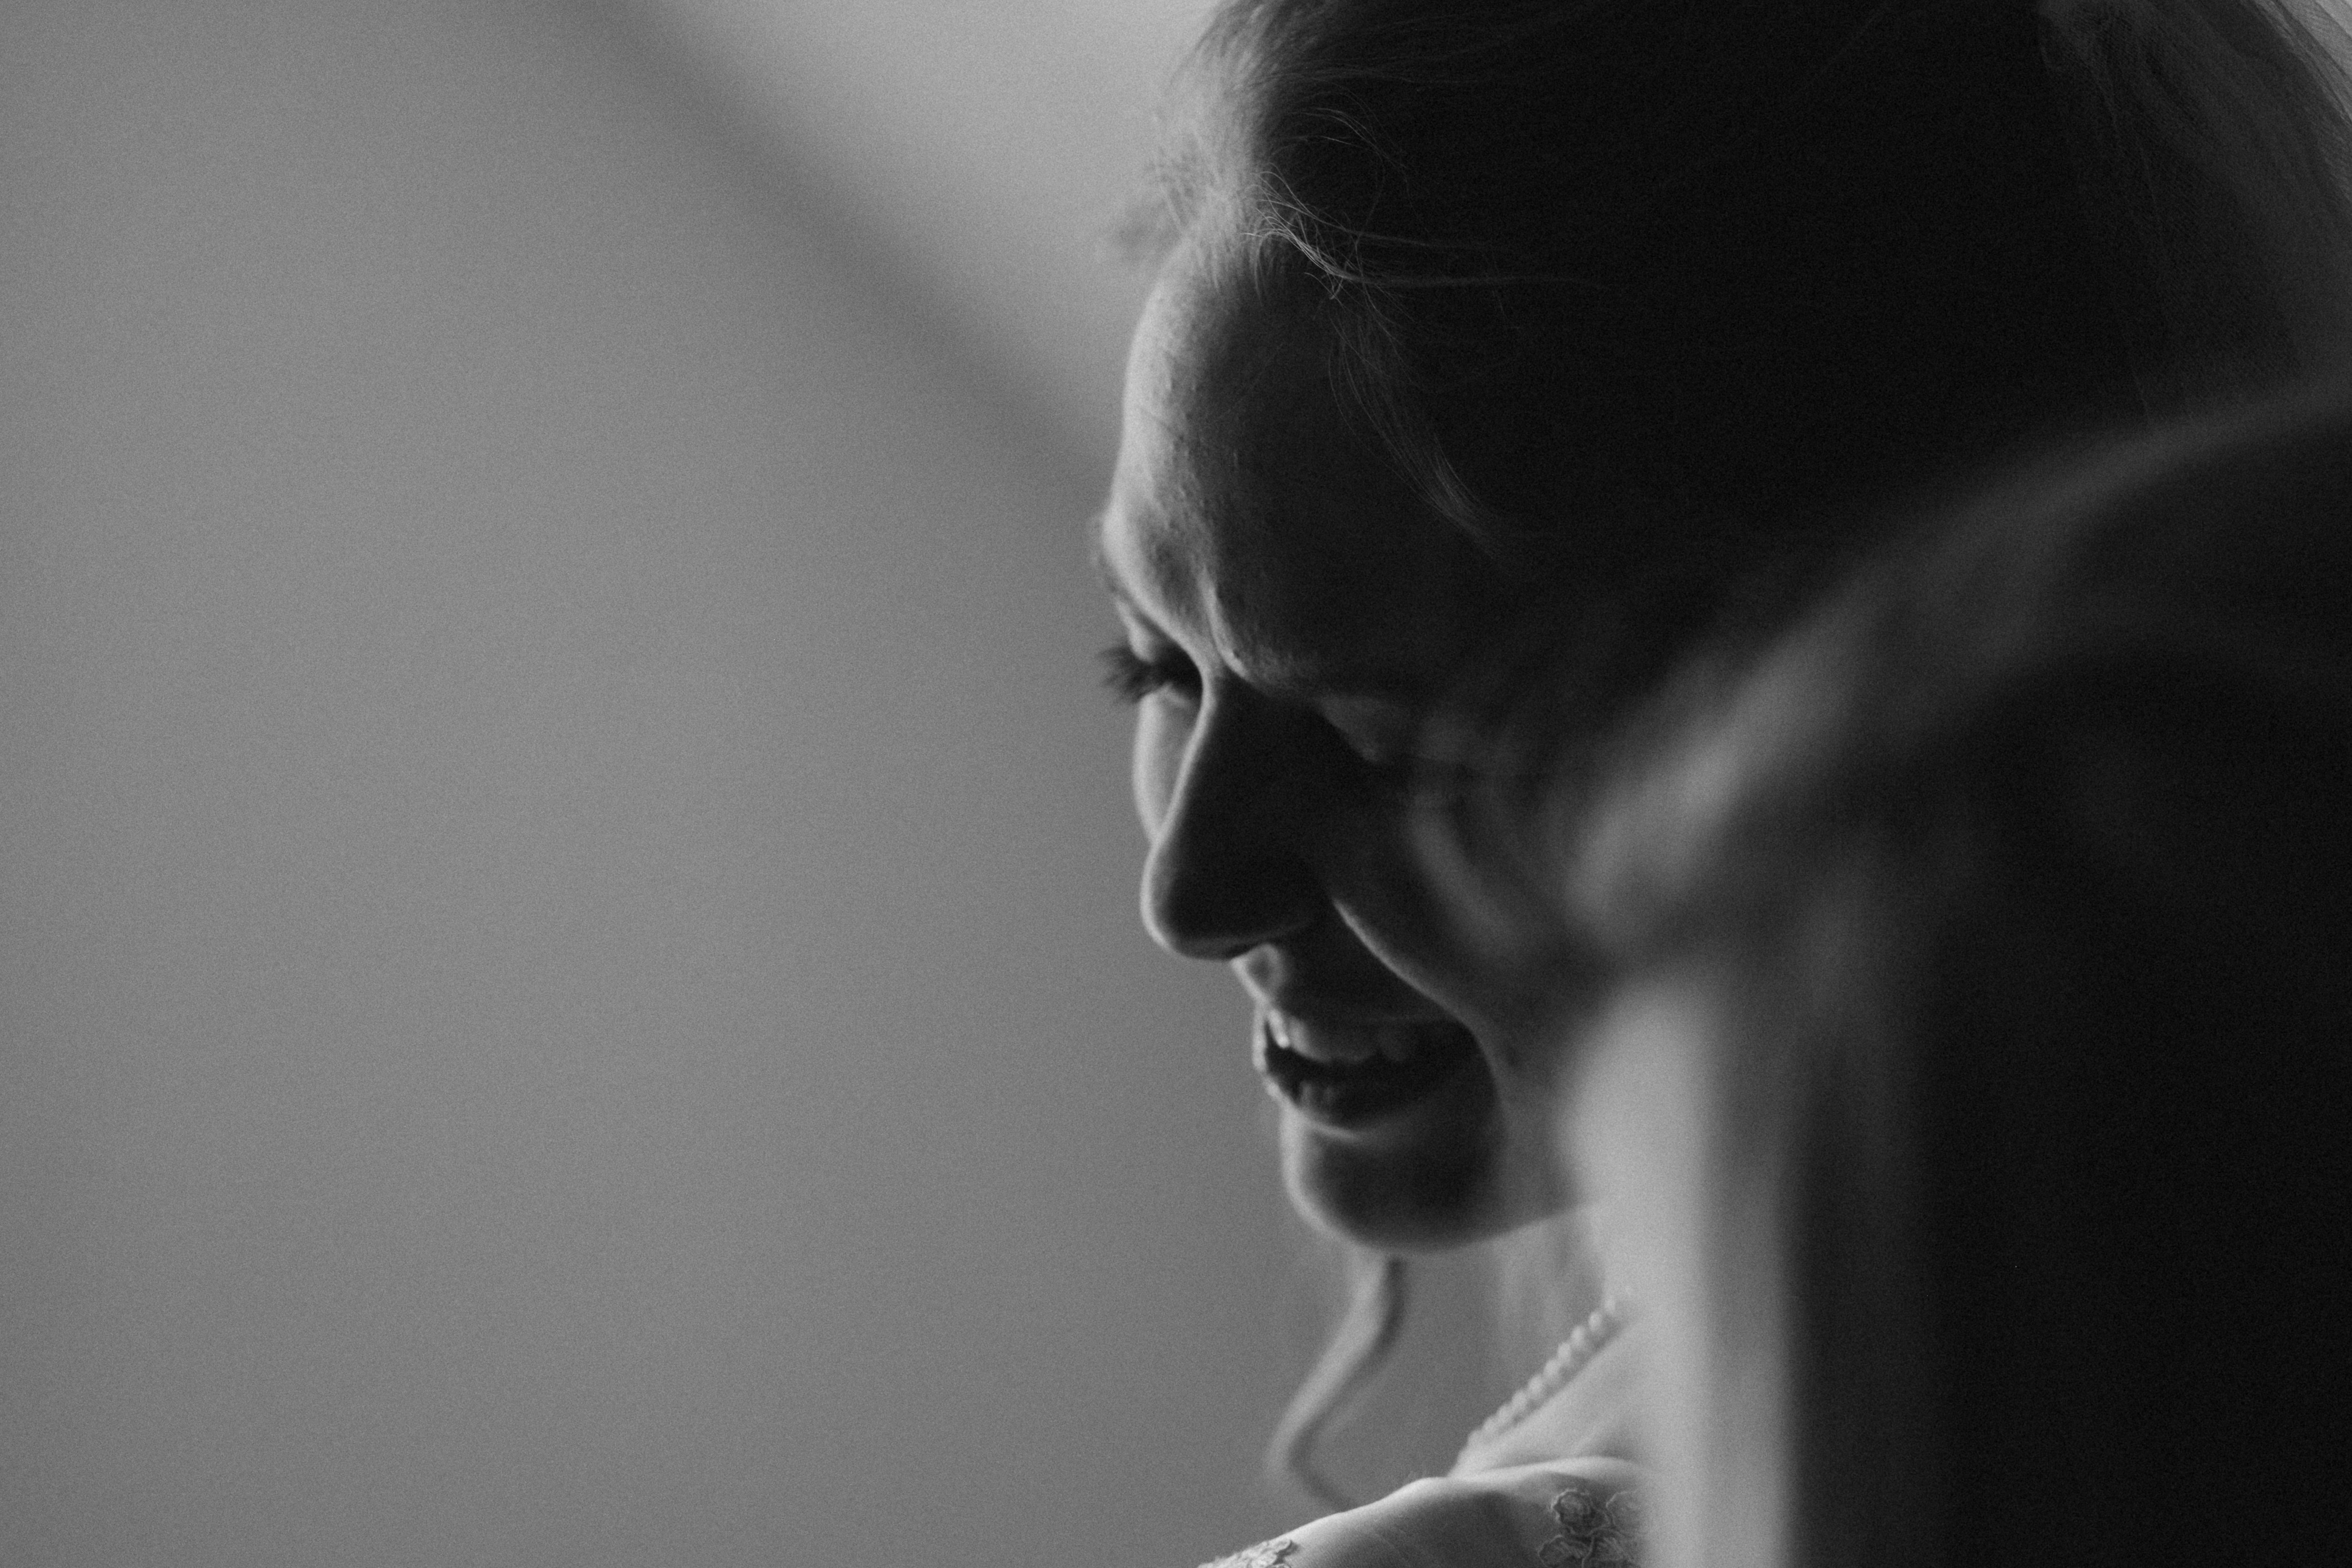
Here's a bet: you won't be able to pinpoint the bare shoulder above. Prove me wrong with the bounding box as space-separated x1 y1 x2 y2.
1198 1461 1647 1568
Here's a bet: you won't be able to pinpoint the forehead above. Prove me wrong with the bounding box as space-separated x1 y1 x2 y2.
1099 247 1510 693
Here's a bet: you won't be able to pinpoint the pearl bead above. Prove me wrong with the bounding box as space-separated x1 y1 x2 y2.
1455 1296 1632 1464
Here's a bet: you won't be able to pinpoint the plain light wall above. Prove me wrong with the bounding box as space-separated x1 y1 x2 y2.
0 1 1352 1561
622 0 1216 461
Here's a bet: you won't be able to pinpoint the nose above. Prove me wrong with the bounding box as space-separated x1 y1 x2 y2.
1138 691 1322 961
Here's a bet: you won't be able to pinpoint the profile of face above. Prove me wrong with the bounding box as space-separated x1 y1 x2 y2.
1096 239 1593 1250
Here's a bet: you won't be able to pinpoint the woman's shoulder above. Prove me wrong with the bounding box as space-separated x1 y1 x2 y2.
1199 1460 1646 1568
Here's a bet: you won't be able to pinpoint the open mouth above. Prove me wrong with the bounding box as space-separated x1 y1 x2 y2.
1256 1009 1483 1127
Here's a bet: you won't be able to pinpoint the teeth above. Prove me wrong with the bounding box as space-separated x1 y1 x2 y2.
1257 1010 1481 1123
1267 1012 1429 1067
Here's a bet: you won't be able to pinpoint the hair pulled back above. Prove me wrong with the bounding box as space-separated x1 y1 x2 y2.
1143 0 2352 595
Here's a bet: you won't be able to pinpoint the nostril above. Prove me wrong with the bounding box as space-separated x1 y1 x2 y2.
1137 690 1325 959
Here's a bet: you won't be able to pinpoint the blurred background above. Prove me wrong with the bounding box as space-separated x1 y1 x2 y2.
0 2 1509 1563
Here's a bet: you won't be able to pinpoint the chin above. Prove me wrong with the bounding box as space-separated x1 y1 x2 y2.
1277 1097 1563 1252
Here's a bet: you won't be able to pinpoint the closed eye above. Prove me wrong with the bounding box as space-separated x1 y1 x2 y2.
1099 643 1199 705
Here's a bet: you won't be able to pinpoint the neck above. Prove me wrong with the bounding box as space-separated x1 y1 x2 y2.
1456 1292 1636 1471
1488 1208 1606 1379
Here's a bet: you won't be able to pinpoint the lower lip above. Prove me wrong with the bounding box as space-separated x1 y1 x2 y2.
1255 1014 1485 1130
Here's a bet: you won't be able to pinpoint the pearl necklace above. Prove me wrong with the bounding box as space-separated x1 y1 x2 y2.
1457 1295 1631 1462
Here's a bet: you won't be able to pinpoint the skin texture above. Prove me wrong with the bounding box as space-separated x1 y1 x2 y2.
1097 240 1582 1249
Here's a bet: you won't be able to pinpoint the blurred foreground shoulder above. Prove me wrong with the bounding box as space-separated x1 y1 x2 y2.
1199 1461 1644 1568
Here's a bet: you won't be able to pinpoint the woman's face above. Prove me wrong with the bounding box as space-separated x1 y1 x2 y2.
1097 245 1584 1249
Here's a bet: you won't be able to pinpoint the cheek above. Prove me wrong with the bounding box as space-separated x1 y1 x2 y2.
1331 828 1582 1053
1324 823 1502 999
1129 701 1187 835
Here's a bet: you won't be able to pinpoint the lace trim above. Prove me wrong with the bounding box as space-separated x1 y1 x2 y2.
1199 1537 1298 1568
1539 1480 1644 1568
1196 1481 1640 1568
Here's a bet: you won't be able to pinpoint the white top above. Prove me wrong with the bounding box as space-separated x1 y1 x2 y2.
1199 1323 1650 1568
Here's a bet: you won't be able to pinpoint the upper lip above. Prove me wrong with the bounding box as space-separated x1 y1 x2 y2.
1236 943 1463 1030
1248 990 1459 1030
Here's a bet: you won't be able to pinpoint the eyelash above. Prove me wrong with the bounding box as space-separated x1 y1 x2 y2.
1101 652 1472 798
1099 644 1197 705
1099 644 1482 799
